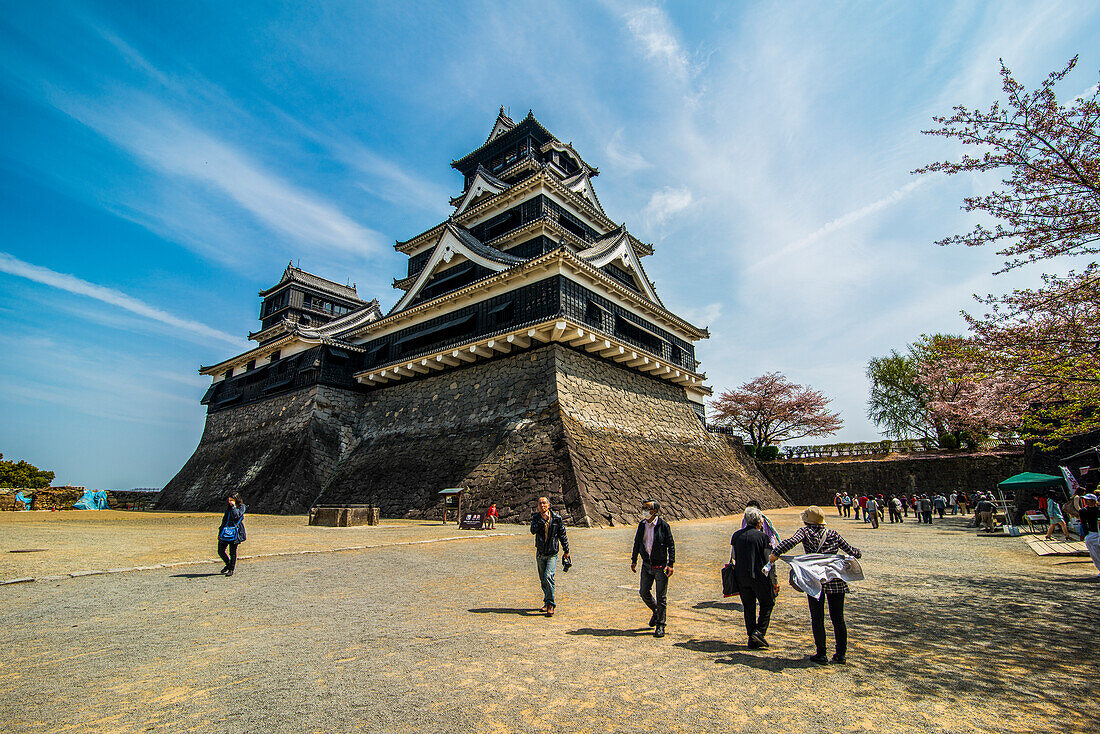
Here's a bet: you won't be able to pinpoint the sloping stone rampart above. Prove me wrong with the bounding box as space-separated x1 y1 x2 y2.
758 452 1025 507
163 344 786 523
159 386 362 514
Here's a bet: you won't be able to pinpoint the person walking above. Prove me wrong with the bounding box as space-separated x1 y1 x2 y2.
530 496 570 616
769 507 863 664
731 507 779 648
957 491 969 515
1079 494 1100 577
484 502 498 530
740 498 779 547
890 495 904 523
865 496 879 529
858 495 868 522
975 495 996 532
920 495 934 524
949 492 958 515
841 493 852 518
901 494 910 518
1043 493 1071 541
834 493 843 517
217 493 246 577
631 500 675 638
933 494 947 519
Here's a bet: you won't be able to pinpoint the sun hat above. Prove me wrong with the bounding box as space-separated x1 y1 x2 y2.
1085 494 1098 501
801 506 826 525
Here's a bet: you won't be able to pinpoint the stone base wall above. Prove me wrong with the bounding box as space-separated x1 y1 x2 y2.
0 486 87 511
164 343 786 523
106 490 161 510
318 344 785 526
158 385 363 514
758 452 1026 507
553 346 787 524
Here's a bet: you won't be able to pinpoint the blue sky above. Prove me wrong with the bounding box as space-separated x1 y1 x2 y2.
1 1 1097 489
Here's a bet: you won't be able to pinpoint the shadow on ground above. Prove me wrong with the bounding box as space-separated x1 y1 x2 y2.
692 600 743 612
848 572 1099 718
567 627 653 637
468 607 543 616
169 572 223 578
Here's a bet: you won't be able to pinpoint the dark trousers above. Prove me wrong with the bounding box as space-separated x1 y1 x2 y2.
808 592 847 657
843 505 851 517
218 540 238 571
737 578 774 639
639 563 668 625
922 511 933 523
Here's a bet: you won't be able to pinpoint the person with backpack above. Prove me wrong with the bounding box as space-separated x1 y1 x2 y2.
217 493 246 577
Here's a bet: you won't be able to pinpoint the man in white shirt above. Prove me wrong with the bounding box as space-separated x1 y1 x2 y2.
631 500 675 638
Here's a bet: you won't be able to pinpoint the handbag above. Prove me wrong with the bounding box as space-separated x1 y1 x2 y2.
219 515 242 543
721 547 739 597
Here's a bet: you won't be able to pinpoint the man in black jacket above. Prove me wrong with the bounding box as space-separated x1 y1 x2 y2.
631 500 675 638
731 507 777 648
530 496 570 616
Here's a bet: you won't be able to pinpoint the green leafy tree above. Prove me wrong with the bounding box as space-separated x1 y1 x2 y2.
866 335 988 448
0 453 55 489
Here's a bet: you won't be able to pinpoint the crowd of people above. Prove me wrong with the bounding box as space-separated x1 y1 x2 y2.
832 489 1004 531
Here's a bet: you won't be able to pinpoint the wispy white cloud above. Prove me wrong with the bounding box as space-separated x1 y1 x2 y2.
603 128 652 173
55 97 385 258
643 185 693 229
675 301 723 329
622 5 695 83
0 252 245 348
747 178 934 273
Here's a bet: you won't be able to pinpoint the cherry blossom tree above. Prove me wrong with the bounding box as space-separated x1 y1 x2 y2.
710 372 843 448
916 57 1100 441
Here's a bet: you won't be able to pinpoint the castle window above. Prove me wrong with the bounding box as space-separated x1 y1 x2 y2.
223 368 233 379
613 314 663 354
585 300 607 329
488 300 514 327
269 350 281 363
246 360 255 371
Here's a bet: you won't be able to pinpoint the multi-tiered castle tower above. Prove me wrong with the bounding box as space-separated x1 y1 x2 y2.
160 109 784 523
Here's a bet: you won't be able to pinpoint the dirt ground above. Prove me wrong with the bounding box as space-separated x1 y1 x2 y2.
2 506 1097 734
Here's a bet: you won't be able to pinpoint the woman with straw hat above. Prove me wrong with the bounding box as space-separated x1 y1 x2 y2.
769 506 862 664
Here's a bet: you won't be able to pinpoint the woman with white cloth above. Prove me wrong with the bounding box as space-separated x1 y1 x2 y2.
769 506 862 665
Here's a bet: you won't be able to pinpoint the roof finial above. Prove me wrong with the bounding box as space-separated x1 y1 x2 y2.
527 109 534 119
499 104 506 116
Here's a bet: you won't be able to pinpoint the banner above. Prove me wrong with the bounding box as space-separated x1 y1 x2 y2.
1060 465 1083 496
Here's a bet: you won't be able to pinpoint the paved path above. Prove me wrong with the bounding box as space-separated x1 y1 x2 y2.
2 508 1097 733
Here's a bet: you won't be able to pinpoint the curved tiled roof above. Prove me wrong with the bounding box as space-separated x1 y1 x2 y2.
259 263 363 302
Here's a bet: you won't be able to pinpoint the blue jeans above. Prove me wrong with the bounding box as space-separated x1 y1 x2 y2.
536 553 557 606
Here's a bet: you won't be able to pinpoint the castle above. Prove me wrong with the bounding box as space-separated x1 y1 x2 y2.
159 109 785 524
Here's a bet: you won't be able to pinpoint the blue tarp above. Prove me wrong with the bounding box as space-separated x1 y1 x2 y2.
73 490 109 510
14 491 32 510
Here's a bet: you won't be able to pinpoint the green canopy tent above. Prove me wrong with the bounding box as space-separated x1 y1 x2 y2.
997 472 1068 527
